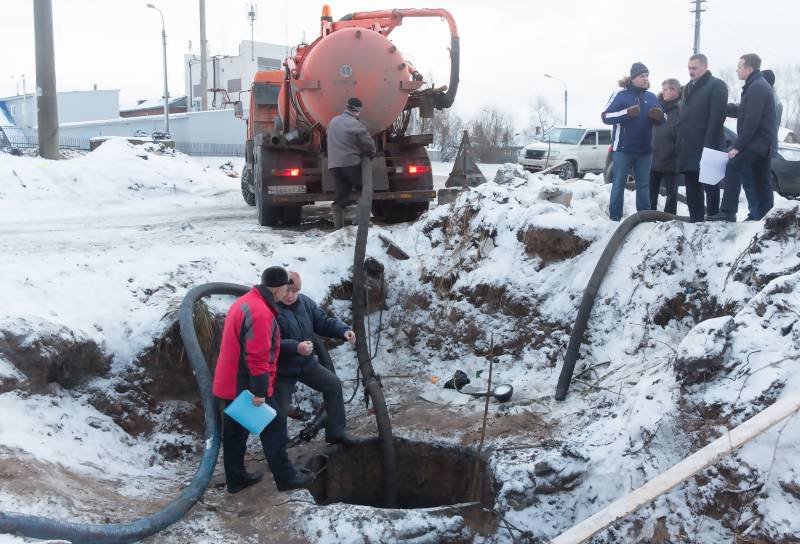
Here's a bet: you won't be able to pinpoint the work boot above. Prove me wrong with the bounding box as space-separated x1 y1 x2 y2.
707 212 737 222
275 470 315 491
332 206 344 229
227 470 264 494
325 433 358 448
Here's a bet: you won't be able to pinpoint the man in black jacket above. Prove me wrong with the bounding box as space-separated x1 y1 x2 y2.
676 53 729 222
710 54 777 222
650 78 682 214
274 271 357 449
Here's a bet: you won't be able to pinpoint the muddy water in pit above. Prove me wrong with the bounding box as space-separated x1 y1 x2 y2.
301 437 498 534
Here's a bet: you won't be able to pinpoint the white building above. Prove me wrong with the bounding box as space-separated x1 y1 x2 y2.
0 89 120 129
184 40 286 116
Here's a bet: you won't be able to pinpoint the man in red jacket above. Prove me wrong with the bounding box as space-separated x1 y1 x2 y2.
213 266 313 493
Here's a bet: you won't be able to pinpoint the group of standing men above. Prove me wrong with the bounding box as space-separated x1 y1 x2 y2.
602 53 780 222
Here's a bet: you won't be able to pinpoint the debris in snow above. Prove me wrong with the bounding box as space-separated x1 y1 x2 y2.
674 315 735 384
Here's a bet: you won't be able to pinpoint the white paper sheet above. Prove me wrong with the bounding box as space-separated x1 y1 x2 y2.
699 147 729 185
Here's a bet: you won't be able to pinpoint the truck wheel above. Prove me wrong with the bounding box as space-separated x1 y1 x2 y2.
406 202 429 221
382 202 408 223
241 164 256 206
282 205 302 226
254 146 281 227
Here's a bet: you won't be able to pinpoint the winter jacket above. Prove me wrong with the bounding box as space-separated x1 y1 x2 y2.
732 71 778 157
276 293 349 379
601 82 665 154
676 71 728 172
651 95 681 173
212 286 280 400
327 109 377 168
774 89 783 129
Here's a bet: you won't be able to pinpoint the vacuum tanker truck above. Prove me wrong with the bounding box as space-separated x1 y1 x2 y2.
238 6 460 226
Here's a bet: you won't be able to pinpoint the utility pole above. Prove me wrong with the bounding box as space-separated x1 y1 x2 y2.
199 0 208 111
691 0 707 55
247 4 257 62
147 3 170 135
33 0 60 159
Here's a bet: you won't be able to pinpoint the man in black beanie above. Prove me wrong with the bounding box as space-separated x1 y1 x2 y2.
601 62 665 221
213 266 313 493
327 97 377 229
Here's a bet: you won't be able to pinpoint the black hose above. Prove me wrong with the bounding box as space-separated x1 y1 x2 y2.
434 36 460 110
352 158 398 507
0 282 247 543
554 211 689 401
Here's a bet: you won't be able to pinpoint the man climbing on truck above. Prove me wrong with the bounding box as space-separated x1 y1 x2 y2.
327 97 377 229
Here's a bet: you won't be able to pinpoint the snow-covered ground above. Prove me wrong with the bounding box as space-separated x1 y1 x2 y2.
1 142 799 543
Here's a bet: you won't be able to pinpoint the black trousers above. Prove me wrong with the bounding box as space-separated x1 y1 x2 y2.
683 171 720 222
649 171 680 215
273 361 347 442
330 164 362 209
720 149 773 218
221 397 296 489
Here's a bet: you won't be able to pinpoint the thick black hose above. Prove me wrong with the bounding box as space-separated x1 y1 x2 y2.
0 282 247 543
555 211 689 401
352 158 398 507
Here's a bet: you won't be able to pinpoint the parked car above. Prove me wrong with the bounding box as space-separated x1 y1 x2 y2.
603 127 800 197
518 127 612 179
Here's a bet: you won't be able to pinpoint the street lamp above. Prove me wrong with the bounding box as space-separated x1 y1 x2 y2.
147 3 170 135
544 73 568 126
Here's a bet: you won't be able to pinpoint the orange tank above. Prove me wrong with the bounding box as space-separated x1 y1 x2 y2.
278 27 419 135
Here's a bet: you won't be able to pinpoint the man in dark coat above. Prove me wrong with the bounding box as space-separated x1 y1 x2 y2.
676 53 728 222
601 62 666 221
327 97 377 229
710 54 777 222
650 78 682 214
274 271 357 450
213 266 313 494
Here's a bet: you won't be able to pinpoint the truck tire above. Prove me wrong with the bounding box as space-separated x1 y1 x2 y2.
407 202 429 221
254 146 281 227
241 164 256 206
382 202 408 223
282 205 302 226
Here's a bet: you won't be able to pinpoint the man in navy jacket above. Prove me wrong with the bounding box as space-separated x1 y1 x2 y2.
602 62 665 221
710 54 777 222
275 271 357 450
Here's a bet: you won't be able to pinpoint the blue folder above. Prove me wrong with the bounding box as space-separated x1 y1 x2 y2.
224 390 277 434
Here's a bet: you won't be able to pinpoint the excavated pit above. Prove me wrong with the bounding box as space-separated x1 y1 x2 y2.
304 438 497 514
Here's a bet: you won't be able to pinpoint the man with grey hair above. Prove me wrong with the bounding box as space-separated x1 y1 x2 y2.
650 78 682 214
676 53 729 222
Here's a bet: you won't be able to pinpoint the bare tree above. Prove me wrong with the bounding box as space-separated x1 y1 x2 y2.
469 107 515 162
524 95 557 142
718 67 740 102
775 63 800 131
430 107 464 162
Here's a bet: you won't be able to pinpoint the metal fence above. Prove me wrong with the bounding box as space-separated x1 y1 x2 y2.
174 141 245 157
1 127 91 151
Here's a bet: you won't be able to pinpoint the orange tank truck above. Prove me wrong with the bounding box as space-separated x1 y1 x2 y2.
238 5 460 226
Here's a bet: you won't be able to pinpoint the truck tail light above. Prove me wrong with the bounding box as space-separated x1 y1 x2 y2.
407 165 431 175
273 168 301 177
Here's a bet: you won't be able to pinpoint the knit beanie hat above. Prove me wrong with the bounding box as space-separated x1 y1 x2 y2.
262 266 292 287
630 62 649 79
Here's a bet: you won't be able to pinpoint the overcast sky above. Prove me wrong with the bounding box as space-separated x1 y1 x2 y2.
1 0 797 132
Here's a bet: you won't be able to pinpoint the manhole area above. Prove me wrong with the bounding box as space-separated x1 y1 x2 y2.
304 437 495 509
